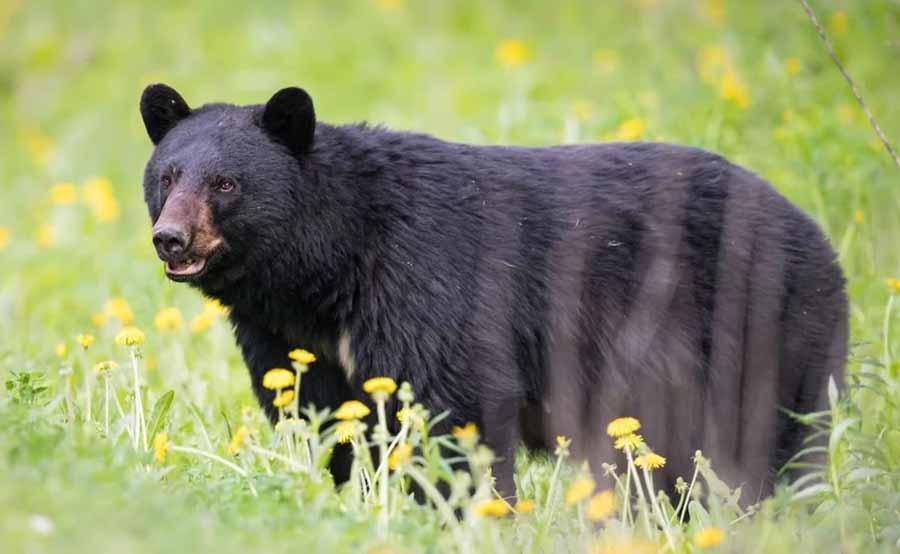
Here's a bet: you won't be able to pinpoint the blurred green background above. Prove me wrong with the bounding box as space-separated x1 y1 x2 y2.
1 0 899 552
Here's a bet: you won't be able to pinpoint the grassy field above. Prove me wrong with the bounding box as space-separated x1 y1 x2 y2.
2 0 899 552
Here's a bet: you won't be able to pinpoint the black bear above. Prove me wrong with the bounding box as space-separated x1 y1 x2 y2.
139 84 848 501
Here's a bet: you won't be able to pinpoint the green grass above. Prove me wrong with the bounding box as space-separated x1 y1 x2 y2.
2 0 899 552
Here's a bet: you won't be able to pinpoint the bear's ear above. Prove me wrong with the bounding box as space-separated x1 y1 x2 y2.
260 87 316 156
140 84 191 145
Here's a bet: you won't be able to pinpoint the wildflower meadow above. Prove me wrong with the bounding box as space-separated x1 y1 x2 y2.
2 1 899 553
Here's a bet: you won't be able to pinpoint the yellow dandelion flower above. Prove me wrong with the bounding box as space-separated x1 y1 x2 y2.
49 182 78 205
720 70 750 109
514 499 535 514
154 307 183 333
396 407 412 423
565 478 596 505
153 432 169 464
288 348 317 365
388 442 413 470
272 389 295 408
592 48 620 73
586 490 617 521
189 312 215 334
473 498 510 518
495 39 531 67
614 433 644 450
36 224 56 247
227 426 250 455
613 118 646 141
104 298 134 324
0 226 10 250
55 342 67 358
94 360 118 374
115 326 145 346
335 400 371 420
363 376 397 395
853 210 864 225
694 526 725 548
335 420 356 443
829 10 848 37
635 452 667 470
452 422 479 441
784 57 801 76
83 177 120 223
607 417 641 437
203 298 229 317
556 435 572 448
262 368 295 390
76 333 95 350
887 278 900 295
91 312 106 328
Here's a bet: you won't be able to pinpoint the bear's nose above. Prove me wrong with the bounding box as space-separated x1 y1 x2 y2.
152 225 190 261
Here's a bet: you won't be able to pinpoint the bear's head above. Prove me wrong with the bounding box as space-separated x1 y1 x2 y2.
139 84 318 293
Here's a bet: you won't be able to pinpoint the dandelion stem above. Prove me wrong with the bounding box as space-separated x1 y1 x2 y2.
624 448 653 538
642 466 675 551
605 465 632 527
370 422 410 485
130 349 147 450
622 453 633 526
349 440 367 504
375 396 390 534
678 462 700 524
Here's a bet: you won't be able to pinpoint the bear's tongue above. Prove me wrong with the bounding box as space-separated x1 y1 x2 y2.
166 258 206 276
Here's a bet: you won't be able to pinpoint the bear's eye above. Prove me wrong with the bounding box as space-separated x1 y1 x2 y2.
160 175 172 189
214 179 235 193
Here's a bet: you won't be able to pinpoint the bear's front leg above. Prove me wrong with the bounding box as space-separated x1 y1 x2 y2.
480 397 522 502
230 316 355 483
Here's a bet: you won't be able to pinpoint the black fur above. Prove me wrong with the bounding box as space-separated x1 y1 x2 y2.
141 85 848 501
261 87 316 156
140 84 192 145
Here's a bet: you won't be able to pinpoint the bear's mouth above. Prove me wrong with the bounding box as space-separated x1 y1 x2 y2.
165 257 208 282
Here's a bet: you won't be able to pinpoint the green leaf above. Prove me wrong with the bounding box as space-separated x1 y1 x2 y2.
790 483 832 503
828 417 857 455
147 390 175 440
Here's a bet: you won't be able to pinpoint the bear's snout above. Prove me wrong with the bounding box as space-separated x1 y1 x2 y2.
152 224 190 261
152 191 198 263
151 189 225 282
